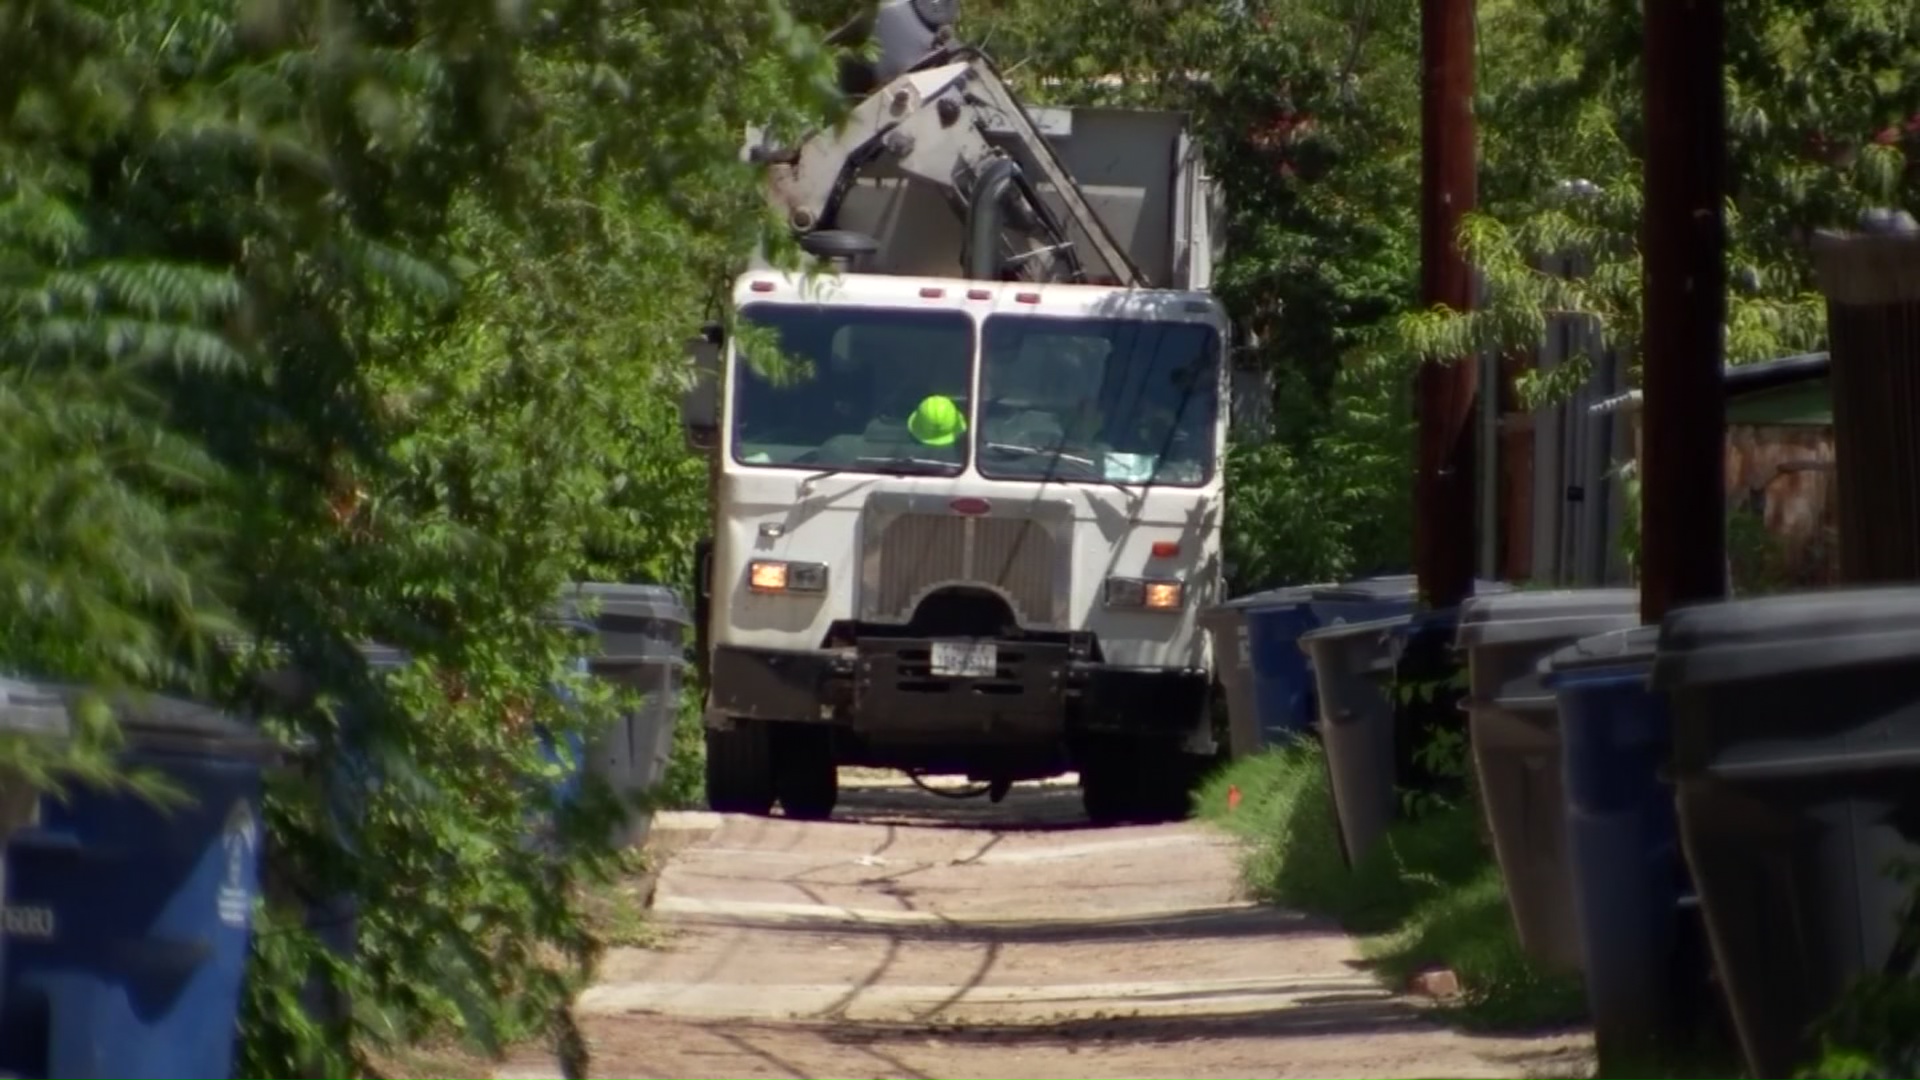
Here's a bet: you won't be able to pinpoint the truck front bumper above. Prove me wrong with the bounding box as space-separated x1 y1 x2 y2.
708 640 1208 741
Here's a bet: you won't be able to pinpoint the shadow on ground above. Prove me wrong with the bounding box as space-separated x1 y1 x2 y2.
659 904 1339 945
814 996 1440 1045
827 776 1097 832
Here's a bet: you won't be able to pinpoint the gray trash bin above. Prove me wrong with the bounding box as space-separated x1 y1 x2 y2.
1298 613 1413 866
1454 589 1641 973
560 583 692 849
1653 587 1920 1079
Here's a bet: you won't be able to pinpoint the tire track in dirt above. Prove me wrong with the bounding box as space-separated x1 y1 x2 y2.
500 777 1591 1079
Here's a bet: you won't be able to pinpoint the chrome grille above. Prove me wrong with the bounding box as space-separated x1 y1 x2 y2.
872 512 1059 626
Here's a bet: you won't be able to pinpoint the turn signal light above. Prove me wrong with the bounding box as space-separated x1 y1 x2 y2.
1104 576 1184 611
1144 581 1182 609
748 559 828 594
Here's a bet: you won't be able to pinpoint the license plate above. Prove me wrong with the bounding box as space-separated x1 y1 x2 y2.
930 640 997 678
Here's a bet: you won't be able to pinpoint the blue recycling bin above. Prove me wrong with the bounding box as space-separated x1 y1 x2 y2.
537 640 595 817
1243 576 1421 744
0 678 74 1029
1544 626 1714 1069
0 692 280 1079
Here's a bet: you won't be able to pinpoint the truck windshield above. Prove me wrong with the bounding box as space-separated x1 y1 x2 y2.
977 315 1219 488
731 304 974 475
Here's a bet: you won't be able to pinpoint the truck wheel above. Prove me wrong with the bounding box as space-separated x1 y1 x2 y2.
1080 763 1133 825
1079 747 1141 825
1079 744 1195 825
1134 759 1198 823
773 726 838 822
705 720 775 815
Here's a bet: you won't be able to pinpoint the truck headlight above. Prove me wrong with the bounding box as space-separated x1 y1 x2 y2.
1105 576 1184 611
748 559 828 594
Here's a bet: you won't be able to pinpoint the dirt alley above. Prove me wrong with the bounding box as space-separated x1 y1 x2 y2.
496 775 1592 1080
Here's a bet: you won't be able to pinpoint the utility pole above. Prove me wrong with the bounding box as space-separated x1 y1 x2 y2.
1639 0 1727 623
1414 0 1479 609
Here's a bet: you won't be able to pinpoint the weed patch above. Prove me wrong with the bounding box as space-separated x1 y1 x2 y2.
1196 743 1585 1031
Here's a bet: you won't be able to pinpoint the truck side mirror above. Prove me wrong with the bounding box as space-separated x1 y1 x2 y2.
681 322 724 452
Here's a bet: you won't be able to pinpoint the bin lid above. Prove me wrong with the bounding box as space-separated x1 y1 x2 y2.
1541 624 1659 681
116 692 284 761
556 582 691 628
1205 583 1334 614
0 676 74 740
253 642 412 705
10 680 283 762
1308 575 1417 603
1650 587 1920 690
358 644 411 669
1455 588 1641 649
1298 613 1412 675
1308 576 1511 604
1298 612 1413 653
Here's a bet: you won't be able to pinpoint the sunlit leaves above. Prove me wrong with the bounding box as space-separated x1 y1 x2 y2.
4 0 840 1075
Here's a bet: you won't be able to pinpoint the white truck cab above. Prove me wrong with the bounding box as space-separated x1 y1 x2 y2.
679 0 1240 823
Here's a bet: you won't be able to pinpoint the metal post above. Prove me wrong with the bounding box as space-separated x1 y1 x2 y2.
1640 0 1728 622
1414 0 1479 609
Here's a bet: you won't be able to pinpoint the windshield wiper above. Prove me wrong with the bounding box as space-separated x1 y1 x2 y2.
798 455 960 490
982 441 1098 468
982 441 1142 499
853 455 962 474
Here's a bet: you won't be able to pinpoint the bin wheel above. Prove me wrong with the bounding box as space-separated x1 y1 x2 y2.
705 720 776 815
773 725 839 821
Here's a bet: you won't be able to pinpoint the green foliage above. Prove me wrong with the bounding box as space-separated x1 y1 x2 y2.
954 0 1920 596
948 0 1423 592
1728 503 1795 594
1225 357 1416 587
1186 1 1424 590
1196 745 1585 1030
1803 858 1920 1079
2 0 840 1074
1404 0 1920 406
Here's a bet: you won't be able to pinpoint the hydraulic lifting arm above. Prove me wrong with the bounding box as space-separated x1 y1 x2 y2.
751 44 1147 287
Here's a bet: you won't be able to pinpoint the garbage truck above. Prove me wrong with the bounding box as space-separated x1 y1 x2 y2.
677 0 1235 824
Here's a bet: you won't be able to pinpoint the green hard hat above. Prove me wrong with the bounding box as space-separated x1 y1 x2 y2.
908 394 967 447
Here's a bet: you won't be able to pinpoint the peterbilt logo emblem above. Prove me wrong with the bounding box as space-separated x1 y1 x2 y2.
949 497 991 516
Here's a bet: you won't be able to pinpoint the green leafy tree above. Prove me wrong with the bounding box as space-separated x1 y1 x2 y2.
944 0 1425 589
3 0 841 1075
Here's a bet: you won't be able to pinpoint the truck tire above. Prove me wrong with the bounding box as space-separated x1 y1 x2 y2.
1079 760 1134 825
1079 743 1195 825
773 725 839 821
705 720 775 815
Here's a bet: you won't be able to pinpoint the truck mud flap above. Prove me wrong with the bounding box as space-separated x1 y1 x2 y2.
853 638 1069 740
